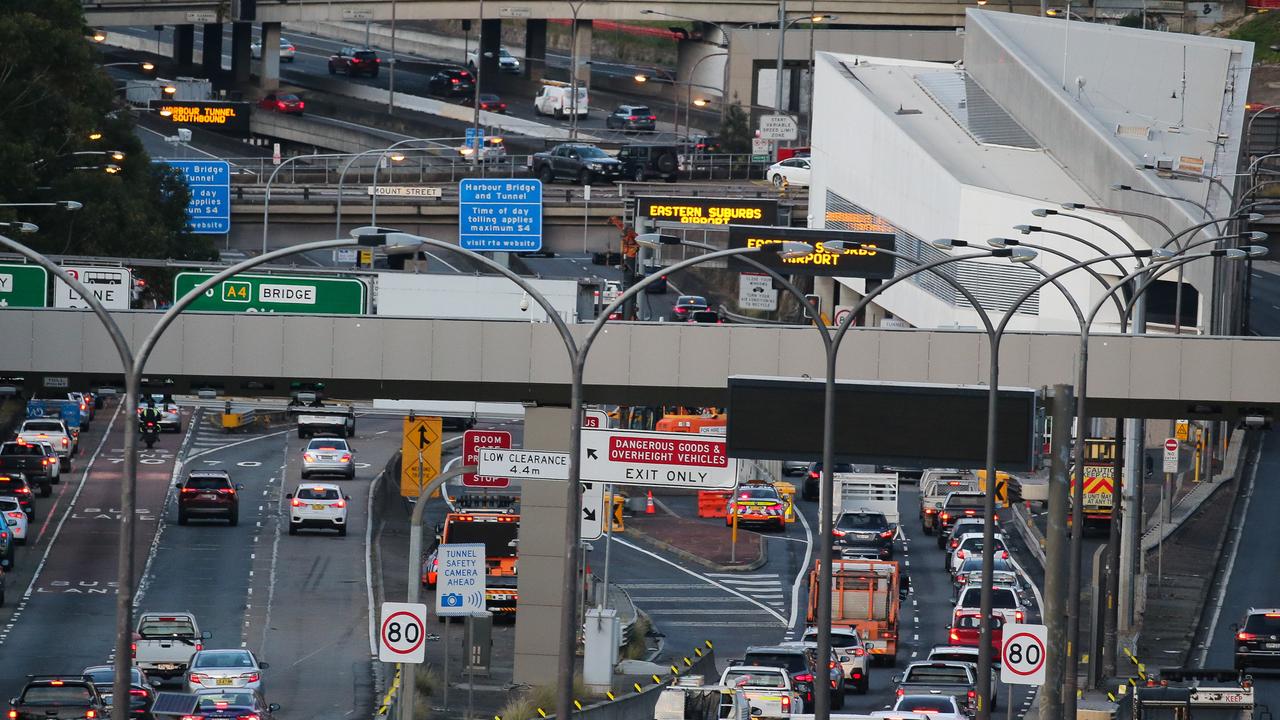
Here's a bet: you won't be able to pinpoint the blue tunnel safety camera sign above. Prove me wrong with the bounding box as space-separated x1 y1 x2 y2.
459 179 543 252
435 542 487 617
166 160 231 234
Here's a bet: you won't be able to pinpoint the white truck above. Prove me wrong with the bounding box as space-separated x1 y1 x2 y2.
291 403 356 439
16 419 74 471
132 611 211 680
654 678 753 720
918 469 979 535
718 666 802 720
832 472 900 525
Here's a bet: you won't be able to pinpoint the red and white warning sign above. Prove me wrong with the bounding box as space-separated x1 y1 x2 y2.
463 429 512 488
999 623 1047 685
580 428 736 489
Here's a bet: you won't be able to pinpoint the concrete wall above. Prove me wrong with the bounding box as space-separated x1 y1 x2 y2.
374 272 580 323
7 309 1280 418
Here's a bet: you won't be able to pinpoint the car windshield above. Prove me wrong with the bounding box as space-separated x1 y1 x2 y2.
958 556 1014 574
24 421 63 432
354 51 377 60
1 444 41 455
929 650 976 663
837 513 887 530
1244 614 1280 633
628 106 652 116
479 94 501 102
195 650 255 668
21 686 92 705
677 296 707 306
905 666 970 683
307 439 349 451
743 652 806 673
138 617 196 638
961 589 1018 609
186 475 230 490
576 146 610 159
83 668 142 685
944 494 986 509
723 669 785 688
278 94 301 102
297 486 341 501
955 614 1003 629
0 498 19 510
196 692 254 709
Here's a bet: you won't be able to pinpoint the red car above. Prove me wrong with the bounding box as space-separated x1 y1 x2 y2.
259 93 304 115
948 609 1003 651
467 93 508 113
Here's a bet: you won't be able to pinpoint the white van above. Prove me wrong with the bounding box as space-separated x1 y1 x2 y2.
534 81 588 118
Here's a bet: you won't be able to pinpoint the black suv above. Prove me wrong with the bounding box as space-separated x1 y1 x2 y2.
741 645 845 712
936 491 986 546
427 68 475 97
605 105 656 132
1234 608 1280 670
531 144 624 185
833 510 895 559
0 474 35 519
175 470 242 526
328 47 380 77
8 675 105 720
616 144 680 182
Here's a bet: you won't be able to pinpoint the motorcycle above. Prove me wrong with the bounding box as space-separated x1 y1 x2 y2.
140 420 159 450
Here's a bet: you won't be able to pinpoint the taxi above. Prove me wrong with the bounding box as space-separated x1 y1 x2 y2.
725 481 787 532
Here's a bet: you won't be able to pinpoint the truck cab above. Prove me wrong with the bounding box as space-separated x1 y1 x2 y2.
424 509 520 616
919 470 978 535
131 612 211 679
718 666 801 720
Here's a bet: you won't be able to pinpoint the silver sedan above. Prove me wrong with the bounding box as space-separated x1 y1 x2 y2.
301 437 354 479
185 649 269 694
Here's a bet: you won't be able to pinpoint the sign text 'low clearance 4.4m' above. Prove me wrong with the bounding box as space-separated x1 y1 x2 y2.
478 448 570 480
173 272 367 314
580 428 736 489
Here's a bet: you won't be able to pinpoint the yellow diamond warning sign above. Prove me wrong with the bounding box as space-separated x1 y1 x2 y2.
401 416 443 497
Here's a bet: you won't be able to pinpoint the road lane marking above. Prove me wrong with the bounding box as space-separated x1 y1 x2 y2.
135 413 201 605
1197 437 1262 667
787 500 814 629
612 537 787 625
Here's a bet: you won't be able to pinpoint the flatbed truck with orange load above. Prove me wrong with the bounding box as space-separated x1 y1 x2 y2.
807 558 900 665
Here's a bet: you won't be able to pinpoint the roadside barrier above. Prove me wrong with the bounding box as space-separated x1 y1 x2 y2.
696 490 731 518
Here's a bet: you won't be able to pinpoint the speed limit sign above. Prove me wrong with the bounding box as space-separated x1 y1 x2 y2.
1000 623 1047 685
379 602 428 664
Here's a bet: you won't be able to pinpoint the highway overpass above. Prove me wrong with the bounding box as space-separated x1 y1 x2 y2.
5 308 1279 421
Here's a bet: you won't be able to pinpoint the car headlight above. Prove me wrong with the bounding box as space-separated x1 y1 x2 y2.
588 163 602 169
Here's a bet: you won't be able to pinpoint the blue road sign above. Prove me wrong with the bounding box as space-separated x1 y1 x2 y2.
166 160 231 234
459 179 543 252
465 127 485 149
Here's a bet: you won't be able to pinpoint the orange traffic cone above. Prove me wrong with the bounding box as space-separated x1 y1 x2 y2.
645 490 656 515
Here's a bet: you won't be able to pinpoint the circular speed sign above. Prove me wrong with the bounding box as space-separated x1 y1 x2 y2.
1000 628 1046 684
379 603 427 663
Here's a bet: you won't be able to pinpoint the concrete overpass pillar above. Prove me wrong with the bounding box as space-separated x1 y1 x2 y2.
230 21 252 85
572 18 592 86
173 25 195 68
524 19 547 82
478 18 501 93
202 24 224 77
258 21 281 91
513 405 573 686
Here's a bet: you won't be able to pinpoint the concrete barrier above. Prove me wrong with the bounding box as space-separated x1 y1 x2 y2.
520 644 718 720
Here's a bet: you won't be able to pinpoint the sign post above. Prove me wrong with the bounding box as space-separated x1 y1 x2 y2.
463 429 512 488
0 264 48 308
999 623 1047 685
1162 438 1180 474
579 428 737 489
459 179 543 252
401 416 443 497
173 272 367 314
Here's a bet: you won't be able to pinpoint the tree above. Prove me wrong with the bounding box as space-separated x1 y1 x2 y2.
0 0 215 260
720 98 752 155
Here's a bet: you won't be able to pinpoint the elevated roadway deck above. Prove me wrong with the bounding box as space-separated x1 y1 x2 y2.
4 309 1278 421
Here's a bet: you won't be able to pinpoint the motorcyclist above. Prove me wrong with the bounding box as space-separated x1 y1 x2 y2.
139 403 163 429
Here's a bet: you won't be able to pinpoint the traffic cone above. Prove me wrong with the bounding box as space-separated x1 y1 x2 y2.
645 490 656 515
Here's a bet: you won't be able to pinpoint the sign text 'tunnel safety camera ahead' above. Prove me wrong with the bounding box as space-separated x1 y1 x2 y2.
174 272 368 314
728 225 897 278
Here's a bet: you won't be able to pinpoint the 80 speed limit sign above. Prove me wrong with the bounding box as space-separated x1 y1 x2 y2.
1000 623 1047 685
379 602 428 664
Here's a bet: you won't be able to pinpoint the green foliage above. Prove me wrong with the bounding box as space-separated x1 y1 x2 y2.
0 0 215 260
622 614 653 660
1231 11 1280 64
720 101 752 155
1117 12 1144 28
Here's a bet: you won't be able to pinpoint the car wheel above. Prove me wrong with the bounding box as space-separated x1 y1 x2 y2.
1235 657 1246 671
771 174 784 188
39 483 50 498
633 168 645 182
858 678 869 695
328 63 336 75
347 469 356 480
338 525 347 537
229 512 239 527
664 174 677 183
61 458 71 472
178 510 188 525
51 474 60 484
298 429 307 439
288 524 298 536
538 165 555 184
301 471 309 480
832 687 845 710
937 535 946 549
578 170 591 185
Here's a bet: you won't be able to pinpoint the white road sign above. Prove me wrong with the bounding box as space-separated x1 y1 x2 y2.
1163 437 1180 474
478 448 570 480
580 428 736 489
738 273 777 311
379 601 428 663
759 114 798 141
583 410 609 429
999 623 1047 685
55 266 132 310
435 543 487 618
581 481 605 540
367 186 443 198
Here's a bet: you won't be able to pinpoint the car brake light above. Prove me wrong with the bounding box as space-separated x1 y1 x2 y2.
297 101 305 109
648 115 656 120
924 508 935 515
781 697 790 711
880 530 893 539
6 512 23 519
340 453 352 462
950 630 960 641
15 487 29 494
238 715 259 720
832 529 846 537
62 438 68 447
189 673 204 684
181 716 199 720
1001 550 1009 559
956 550 966 559
1016 610 1025 622
896 688 905 697
8 710 16 719
950 539 959 549
965 509 976 516
276 101 286 109
86 711 96 719
129 690 148 698
335 499 347 509
451 78 459 84
853 648 865 656
794 673 813 682
940 512 950 522
628 115 638 120
50 680 64 686
131 642 136 657
241 673 259 682
291 498 304 507
1267 613 1280 618
303 453 316 462
968 691 976 701
196 643 203 651
214 703 228 710
958 576 968 584
808 471 819 479
1239 631 1257 640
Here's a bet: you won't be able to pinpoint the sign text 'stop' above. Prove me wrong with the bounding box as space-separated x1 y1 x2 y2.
637 197 778 227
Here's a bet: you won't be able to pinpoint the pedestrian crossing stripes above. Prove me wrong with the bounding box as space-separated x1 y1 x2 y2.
619 571 789 617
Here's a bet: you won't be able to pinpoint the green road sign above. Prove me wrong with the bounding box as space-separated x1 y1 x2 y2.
174 272 367 314
0 264 48 308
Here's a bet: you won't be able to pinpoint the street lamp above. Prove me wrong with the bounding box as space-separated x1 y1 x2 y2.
0 222 38 234
634 55 728 141
102 61 155 71
565 1 597 141
772 9 837 120
0 201 82 211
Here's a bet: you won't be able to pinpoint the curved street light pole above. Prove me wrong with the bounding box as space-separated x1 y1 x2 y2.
336 139 456 237
261 152 354 253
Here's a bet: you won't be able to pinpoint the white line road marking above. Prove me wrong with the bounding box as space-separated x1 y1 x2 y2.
1198 437 1262 667
788 503 814 629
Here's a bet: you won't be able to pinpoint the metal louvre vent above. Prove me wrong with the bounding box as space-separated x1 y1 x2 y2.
824 191 1039 316
914 71 1041 150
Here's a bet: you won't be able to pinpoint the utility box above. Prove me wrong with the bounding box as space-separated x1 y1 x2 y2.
583 608 621 692
466 612 492 676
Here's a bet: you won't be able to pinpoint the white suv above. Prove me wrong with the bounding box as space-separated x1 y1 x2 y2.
803 626 870 694
287 483 349 536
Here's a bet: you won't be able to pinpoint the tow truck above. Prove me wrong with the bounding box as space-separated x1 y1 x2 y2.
1130 669 1263 720
423 501 520 616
